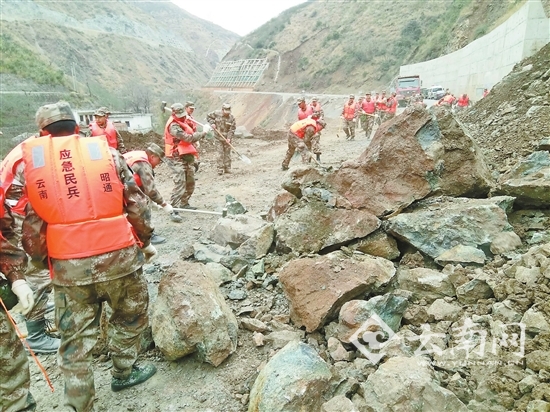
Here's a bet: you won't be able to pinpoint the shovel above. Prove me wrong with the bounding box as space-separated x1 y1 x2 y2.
190 119 252 165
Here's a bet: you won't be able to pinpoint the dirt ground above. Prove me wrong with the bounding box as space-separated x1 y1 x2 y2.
27 120 374 412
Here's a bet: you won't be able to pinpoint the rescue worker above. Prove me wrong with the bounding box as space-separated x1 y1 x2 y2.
0 139 60 354
356 96 364 129
310 97 323 118
165 103 207 217
207 103 236 175
309 97 323 162
341 94 357 140
0 191 36 412
184 101 201 173
361 92 376 138
88 107 127 153
297 97 313 120
123 143 174 245
483 88 490 98
456 93 470 112
386 92 398 119
21 101 158 412
437 92 455 106
281 112 326 170
413 94 428 108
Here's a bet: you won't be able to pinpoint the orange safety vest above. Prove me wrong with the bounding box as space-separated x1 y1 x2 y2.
310 102 322 112
185 116 197 132
387 97 397 113
377 96 388 111
22 134 136 260
362 100 376 114
457 96 469 107
0 138 34 216
342 102 356 120
90 121 118 149
290 118 322 139
164 116 199 158
442 95 455 105
298 106 313 120
122 151 149 188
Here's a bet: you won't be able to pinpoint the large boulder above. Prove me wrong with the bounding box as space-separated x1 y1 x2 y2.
209 214 274 254
248 341 332 412
275 198 380 254
326 106 493 217
279 251 396 332
361 356 468 411
386 196 517 259
495 151 550 207
151 261 238 366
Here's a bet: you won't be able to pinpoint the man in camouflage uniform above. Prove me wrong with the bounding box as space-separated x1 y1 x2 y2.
21 101 157 412
88 107 127 153
123 143 174 244
0 139 60 354
309 97 324 162
164 103 206 215
281 112 326 170
207 103 236 175
0 193 36 411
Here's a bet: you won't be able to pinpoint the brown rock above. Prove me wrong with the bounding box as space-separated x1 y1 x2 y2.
279 251 396 332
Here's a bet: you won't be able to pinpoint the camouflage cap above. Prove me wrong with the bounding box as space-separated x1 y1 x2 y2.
222 103 231 111
146 143 165 159
311 96 318 101
171 103 186 118
94 108 107 117
36 101 76 129
98 106 111 115
185 101 195 109
297 97 305 104
349 94 355 99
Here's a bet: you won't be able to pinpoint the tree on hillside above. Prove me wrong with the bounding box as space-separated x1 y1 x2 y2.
121 82 151 113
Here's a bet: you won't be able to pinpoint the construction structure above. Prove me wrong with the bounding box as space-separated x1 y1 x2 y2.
206 59 269 89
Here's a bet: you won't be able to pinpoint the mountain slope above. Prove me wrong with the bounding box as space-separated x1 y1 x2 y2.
0 0 239 131
224 0 538 93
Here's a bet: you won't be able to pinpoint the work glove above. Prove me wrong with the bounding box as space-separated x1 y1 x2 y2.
352 118 357 123
211 124 216 129
141 244 158 264
202 124 212 133
11 280 34 315
162 203 173 214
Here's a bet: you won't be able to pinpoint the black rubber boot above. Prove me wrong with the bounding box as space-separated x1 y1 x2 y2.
25 318 60 354
316 154 321 162
111 364 157 392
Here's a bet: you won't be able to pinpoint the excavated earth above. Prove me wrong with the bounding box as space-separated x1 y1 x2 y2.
23 42 550 412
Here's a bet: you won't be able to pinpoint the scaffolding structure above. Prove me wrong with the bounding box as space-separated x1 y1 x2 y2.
206 59 269 89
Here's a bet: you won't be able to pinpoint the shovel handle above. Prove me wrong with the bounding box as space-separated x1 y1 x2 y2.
172 207 227 217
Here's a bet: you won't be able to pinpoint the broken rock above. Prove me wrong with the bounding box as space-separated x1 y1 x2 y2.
279 251 396 332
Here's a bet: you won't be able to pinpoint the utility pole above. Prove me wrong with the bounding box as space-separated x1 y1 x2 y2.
71 62 76 92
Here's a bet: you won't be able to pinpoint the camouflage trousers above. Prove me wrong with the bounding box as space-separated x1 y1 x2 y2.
310 132 321 155
343 119 356 139
12 213 52 322
282 132 311 168
54 269 149 412
217 141 232 174
0 309 33 412
169 154 196 208
362 114 374 138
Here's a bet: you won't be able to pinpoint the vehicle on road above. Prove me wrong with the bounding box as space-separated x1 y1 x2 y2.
395 75 421 107
427 85 445 100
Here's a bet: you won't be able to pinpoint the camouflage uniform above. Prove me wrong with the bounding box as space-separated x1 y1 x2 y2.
130 160 165 207
167 122 202 208
0 203 35 412
282 120 325 169
22 127 153 411
6 163 52 323
207 110 236 174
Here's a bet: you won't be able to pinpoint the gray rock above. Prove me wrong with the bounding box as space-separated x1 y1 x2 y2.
397 267 456 303
387 196 517 259
435 245 486 266
360 356 468 411
151 261 238 366
248 341 332 412
521 308 550 334
456 278 494 304
427 299 462 321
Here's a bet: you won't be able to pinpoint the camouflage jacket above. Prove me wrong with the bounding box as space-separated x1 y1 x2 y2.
169 122 202 144
0 204 27 284
206 111 236 140
131 161 164 206
22 148 153 287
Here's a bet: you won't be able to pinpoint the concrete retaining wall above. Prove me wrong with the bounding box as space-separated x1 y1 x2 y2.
400 0 549 99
